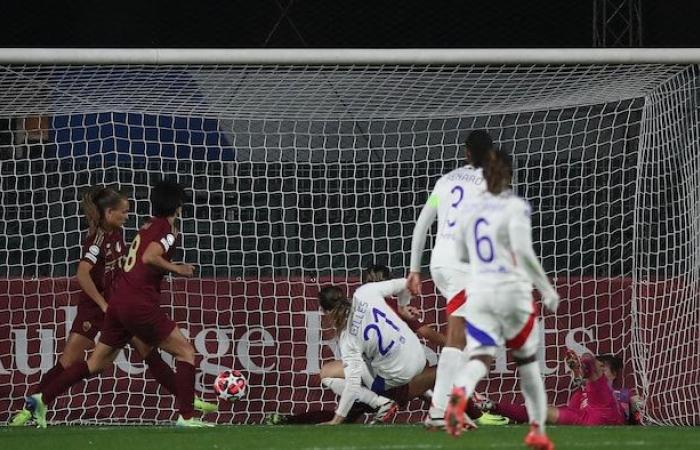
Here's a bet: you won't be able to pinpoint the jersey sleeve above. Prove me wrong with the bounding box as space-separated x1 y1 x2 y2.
508 200 558 299
336 334 365 418
80 232 103 265
363 279 411 305
154 221 177 254
409 199 439 273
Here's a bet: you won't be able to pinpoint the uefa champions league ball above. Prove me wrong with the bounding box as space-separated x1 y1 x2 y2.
214 370 247 401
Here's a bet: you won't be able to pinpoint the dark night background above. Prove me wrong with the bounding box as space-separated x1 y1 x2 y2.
0 0 699 49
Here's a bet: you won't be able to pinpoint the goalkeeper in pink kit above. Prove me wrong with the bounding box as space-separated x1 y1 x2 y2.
476 351 643 426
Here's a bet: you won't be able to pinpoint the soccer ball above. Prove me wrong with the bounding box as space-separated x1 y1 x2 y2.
214 370 247 401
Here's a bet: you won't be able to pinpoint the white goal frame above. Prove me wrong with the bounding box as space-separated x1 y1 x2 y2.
0 48 698 427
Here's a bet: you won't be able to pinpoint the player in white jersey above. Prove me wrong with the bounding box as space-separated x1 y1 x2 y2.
317 279 427 425
444 149 559 450
407 130 494 427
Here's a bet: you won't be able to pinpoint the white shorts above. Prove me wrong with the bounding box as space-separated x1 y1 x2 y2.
431 265 469 315
455 285 539 358
362 348 426 393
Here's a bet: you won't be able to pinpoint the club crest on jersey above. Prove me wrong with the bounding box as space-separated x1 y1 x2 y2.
89 245 100 256
82 321 92 332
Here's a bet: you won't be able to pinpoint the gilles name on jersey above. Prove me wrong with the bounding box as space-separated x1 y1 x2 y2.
348 300 407 347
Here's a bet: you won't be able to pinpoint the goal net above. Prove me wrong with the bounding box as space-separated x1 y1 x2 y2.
0 51 698 426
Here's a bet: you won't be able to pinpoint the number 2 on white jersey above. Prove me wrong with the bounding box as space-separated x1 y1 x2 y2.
446 185 465 228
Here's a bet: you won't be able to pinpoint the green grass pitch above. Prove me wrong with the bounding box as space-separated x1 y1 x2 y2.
2 425 699 450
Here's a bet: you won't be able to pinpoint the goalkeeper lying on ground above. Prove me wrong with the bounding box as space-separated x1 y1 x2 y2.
473 351 643 426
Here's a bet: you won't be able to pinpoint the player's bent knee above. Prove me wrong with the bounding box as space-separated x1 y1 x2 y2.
86 347 119 374
319 360 344 381
445 316 466 348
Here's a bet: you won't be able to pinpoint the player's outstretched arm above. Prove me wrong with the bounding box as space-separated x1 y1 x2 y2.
368 278 412 306
417 325 447 347
142 242 195 277
326 351 364 425
407 201 438 295
508 202 559 312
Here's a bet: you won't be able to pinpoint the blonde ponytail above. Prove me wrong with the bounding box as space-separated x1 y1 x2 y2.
81 186 127 235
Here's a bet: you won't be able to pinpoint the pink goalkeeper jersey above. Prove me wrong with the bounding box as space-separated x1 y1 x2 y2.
569 377 626 425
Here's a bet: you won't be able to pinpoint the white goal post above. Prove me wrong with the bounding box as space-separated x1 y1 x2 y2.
0 48 698 426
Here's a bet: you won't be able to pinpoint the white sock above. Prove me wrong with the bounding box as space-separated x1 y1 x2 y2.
453 358 489 398
518 361 547 433
321 377 388 409
430 347 464 416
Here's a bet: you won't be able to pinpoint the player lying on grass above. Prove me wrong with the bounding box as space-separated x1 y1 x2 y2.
444 149 559 450
316 277 431 425
25 181 214 428
406 130 494 429
475 351 643 426
264 265 507 426
10 186 215 427
268 265 439 425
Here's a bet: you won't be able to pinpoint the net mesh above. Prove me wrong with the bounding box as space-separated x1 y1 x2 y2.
0 62 698 426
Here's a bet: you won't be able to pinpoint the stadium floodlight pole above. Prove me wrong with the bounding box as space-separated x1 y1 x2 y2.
3 48 700 65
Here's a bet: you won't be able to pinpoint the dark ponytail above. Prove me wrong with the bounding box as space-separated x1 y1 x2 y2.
483 149 513 195
465 130 494 168
81 186 127 235
363 264 391 283
318 285 352 335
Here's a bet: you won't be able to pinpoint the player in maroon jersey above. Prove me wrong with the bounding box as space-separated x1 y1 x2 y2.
25 181 214 427
11 186 213 426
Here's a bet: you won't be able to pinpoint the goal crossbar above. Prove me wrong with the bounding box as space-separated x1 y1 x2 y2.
3 48 700 65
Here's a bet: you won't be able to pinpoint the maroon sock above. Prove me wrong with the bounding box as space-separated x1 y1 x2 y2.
466 399 483 420
41 361 91 405
175 361 195 419
144 351 178 396
385 384 411 408
34 362 66 394
286 410 336 424
493 402 529 423
345 403 374 423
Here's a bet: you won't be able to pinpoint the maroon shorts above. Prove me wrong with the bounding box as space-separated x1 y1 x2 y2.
100 302 177 348
70 301 105 340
